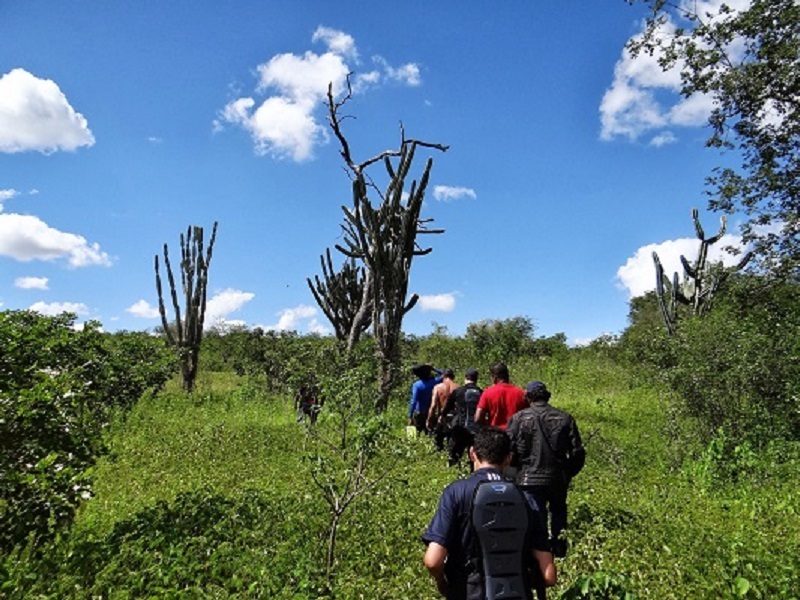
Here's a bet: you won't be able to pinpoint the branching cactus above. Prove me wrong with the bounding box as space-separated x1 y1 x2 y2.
306 249 372 344
653 209 751 333
309 79 447 411
155 221 218 392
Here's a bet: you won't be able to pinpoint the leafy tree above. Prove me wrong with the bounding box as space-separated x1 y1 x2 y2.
629 0 800 276
0 311 175 550
466 316 537 365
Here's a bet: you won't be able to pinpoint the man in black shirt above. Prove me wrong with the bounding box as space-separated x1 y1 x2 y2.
439 368 483 467
507 381 585 558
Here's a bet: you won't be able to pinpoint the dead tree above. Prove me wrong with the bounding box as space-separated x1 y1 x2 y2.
320 79 448 411
306 249 372 344
653 209 751 334
154 222 218 392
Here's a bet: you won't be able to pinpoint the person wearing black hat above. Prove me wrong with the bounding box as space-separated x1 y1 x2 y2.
408 364 443 434
438 368 483 467
506 381 585 558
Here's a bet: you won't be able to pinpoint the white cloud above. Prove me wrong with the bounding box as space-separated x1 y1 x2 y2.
217 27 421 162
127 299 159 319
419 293 456 313
307 317 331 335
649 131 677 147
311 26 358 60
29 300 89 316
265 304 319 332
433 185 477 202
600 2 748 143
14 276 48 290
616 233 747 298
205 288 255 328
0 188 18 203
0 68 95 154
0 213 111 267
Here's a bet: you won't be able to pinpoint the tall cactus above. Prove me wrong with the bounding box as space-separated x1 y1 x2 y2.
310 79 448 411
306 248 372 344
155 222 218 392
653 209 751 334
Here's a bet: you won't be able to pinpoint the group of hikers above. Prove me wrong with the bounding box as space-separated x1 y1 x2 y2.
409 362 586 600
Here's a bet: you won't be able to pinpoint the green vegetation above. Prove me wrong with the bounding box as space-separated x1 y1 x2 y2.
2 275 799 598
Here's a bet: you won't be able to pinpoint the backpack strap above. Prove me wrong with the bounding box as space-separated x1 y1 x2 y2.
470 477 531 600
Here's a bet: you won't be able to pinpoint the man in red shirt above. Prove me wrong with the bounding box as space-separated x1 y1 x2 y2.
474 362 526 430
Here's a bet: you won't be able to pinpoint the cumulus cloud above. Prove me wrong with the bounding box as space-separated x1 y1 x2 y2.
205 288 255 328
419 293 457 313
600 1 750 143
15 276 48 290
262 304 322 332
29 300 89 316
127 299 159 319
0 68 95 154
0 213 111 267
217 26 422 162
616 233 747 298
433 185 477 202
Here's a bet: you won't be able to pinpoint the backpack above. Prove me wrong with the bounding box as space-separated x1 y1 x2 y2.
458 386 482 432
469 478 533 600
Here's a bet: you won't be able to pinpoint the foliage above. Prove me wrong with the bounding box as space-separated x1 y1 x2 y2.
629 0 800 276
0 311 176 551
465 316 569 367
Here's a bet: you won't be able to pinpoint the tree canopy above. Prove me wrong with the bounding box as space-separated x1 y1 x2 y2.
629 0 800 277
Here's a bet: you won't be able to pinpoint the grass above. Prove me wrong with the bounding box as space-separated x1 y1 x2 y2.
5 360 800 599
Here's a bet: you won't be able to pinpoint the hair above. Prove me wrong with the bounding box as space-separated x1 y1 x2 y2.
412 364 433 380
472 427 511 465
490 362 510 382
527 388 551 403
442 368 455 379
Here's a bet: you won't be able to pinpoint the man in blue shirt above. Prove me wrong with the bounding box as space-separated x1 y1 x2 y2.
408 364 442 434
422 427 557 599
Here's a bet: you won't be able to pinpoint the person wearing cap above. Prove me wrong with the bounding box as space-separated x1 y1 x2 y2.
506 381 585 558
427 368 459 450
473 362 527 430
408 364 443 434
439 368 483 467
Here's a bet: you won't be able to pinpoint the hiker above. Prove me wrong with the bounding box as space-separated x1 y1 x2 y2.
294 384 322 425
422 427 557 600
408 364 442 434
427 368 459 450
439 368 483 467
474 362 527 430
507 381 585 558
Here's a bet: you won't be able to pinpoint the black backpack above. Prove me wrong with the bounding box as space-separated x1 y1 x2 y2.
470 478 540 600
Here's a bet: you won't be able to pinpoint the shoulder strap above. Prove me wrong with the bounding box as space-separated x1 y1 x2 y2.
470 478 531 600
531 407 564 466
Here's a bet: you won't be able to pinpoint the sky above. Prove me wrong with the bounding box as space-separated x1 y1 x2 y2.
0 0 752 345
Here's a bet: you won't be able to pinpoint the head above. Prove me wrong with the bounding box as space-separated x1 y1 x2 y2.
490 362 510 383
412 364 434 380
465 368 479 384
525 381 551 403
442 368 455 380
470 427 512 467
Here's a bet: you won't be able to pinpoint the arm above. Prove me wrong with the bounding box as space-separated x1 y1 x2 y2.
531 549 557 587
423 542 449 597
473 406 486 426
409 382 420 422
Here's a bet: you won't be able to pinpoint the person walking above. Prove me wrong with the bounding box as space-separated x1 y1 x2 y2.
428 368 459 450
473 362 527 430
439 368 483 467
422 427 557 599
507 381 586 558
408 364 442 434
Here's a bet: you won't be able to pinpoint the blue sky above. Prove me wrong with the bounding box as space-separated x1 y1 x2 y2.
0 1 750 344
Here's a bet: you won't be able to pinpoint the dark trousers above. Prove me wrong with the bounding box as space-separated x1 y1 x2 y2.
522 483 569 557
447 425 475 468
412 410 429 433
